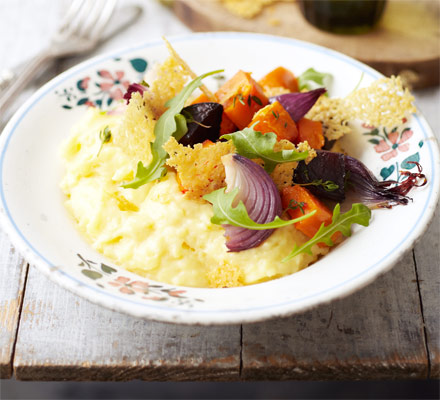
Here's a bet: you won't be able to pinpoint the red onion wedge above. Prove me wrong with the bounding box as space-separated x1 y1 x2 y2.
294 150 427 208
222 154 282 252
269 88 326 122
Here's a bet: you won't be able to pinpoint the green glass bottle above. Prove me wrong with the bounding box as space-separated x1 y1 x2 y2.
299 0 387 34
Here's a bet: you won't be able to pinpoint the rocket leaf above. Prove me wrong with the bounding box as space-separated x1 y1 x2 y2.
203 187 315 230
298 67 333 91
221 126 309 174
283 203 371 261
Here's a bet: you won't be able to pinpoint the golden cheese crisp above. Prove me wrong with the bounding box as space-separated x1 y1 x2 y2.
306 95 352 141
164 137 235 200
113 92 156 168
344 76 416 128
306 76 416 141
146 55 192 116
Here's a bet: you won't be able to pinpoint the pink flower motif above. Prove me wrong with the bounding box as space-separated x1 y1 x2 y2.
362 123 376 130
79 77 90 90
142 295 166 301
111 88 124 100
130 281 149 292
374 140 390 153
98 70 130 100
109 276 149 295
374 129 413 161
109 276 130 286
168 290 186 298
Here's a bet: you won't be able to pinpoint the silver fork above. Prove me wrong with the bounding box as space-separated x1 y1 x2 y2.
0 0 118 117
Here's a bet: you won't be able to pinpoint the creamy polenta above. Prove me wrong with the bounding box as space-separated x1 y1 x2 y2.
60 108 328 288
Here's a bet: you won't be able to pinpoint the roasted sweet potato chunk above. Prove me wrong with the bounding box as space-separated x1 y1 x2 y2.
215 70 268 130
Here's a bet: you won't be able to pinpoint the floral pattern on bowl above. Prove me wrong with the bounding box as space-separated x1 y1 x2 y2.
75 254 204 307
361 122 424 181
56 57 147 109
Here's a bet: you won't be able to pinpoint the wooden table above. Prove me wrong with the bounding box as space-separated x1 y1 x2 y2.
1 0 439 381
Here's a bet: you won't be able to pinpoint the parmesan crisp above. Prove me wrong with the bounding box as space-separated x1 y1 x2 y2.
305 96 352 141
147 55 192 116
306 75 416 141
113 92 156 168
164 137 235 200
344 76 416 128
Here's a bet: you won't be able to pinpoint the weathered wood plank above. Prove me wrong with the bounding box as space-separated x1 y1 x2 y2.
414 210 440 378
0 230 27 379
413 86 440 379
13 265 241 381
242 254 428 380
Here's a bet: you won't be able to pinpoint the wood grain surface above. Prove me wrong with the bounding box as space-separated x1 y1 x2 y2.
413 211 440 379
172 0 440 89
241 255 428 380
13 265 241 381
0 232 27 379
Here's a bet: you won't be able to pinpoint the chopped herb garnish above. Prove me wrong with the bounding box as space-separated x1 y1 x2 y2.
251 95 263 106
247 95 252 106
97 126 111 156
272 110 280 119
295 179 339 192
284 122 288 128
181 109 211 128
286 199 306 215
233 93 245 107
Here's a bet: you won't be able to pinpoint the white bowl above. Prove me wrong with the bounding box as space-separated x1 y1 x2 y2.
1 32 439 325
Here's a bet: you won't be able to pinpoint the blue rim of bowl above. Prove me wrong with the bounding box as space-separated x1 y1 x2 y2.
0 32 438 323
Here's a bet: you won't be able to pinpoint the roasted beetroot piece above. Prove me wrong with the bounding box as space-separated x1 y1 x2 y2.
178 102 223 147
294 150 346 202
294 150 426 207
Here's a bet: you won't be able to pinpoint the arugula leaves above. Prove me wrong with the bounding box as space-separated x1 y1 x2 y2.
298 68 332 92
282 203 371 262
204 189 371 260
122 69 223 189
221 126 309 174
203 187 315 230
